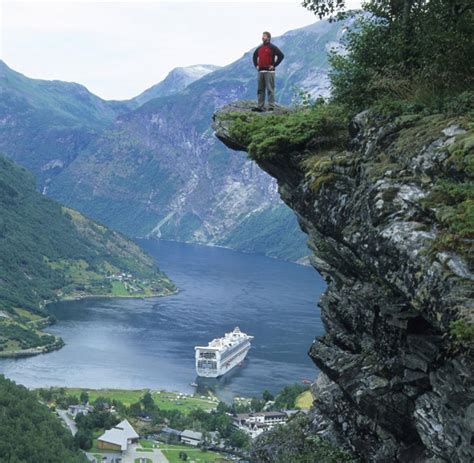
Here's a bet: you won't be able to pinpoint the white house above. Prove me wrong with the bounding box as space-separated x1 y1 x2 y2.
97 419 139 452
180 429 203 446
233 411 288 438
67 404 94 418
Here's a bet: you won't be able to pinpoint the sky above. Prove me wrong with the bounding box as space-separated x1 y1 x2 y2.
1 0 361 100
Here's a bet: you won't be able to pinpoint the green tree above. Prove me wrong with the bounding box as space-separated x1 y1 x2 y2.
227 429 251 450
274 384 309 410
303 0 473 110
262 390 274 402
92 396 110 411
38 388 53 402
216 401 230 414
141 391 155 412
214 414 232 438
74 429 93 450
250 397 264 412
79 391 89 404
129 401 142 416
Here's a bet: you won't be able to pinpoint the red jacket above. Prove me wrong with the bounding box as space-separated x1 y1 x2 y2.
252 43 284 70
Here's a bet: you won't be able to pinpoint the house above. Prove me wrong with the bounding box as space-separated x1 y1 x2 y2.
159 427 182 443
233 411 288 438
180 429 203 446
97 419 139 452
234 411 287 425
67 404 94 418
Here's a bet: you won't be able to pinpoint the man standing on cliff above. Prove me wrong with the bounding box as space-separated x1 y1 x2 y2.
252 31 284 112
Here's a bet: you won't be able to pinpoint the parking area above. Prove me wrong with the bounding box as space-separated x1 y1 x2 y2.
86 443 168 463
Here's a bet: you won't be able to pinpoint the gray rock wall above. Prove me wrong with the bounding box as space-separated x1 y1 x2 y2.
213 102 474 462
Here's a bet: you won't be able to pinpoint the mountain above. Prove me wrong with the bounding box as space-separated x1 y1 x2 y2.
0 60 133 186
0 153 176 357
130 64 221 106
213 102 473 462
0 18 352 261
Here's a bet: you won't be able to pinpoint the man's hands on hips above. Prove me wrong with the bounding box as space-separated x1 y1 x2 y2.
269 65 274 71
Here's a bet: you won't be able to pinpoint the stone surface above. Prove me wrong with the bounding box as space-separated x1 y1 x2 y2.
213 101 474 462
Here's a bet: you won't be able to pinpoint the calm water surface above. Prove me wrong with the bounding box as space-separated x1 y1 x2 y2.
0 240 326 398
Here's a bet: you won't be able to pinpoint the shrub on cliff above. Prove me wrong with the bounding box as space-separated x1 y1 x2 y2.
251 413 358 463
226 101 349 161
421 129 474 267
302 1 473 111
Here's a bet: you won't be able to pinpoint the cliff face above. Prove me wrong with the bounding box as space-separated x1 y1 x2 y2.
213 101 473 462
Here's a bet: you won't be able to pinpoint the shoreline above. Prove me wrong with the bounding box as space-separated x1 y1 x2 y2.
56 285 179 303
140 236 312 267
0 286 179 360
0 338 65 359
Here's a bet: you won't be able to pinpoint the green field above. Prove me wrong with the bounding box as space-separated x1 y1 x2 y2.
159 444 230 463
110 280 132 296
139 439 156 449
295 390 313 409
63 388 218 413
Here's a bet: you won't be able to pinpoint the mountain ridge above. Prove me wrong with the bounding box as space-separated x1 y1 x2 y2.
0 18 353 262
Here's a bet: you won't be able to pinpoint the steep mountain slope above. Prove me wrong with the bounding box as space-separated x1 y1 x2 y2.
46 18 352 260
213 101 473 462
130 64 221 106
0 60 131 186
0 154 176 357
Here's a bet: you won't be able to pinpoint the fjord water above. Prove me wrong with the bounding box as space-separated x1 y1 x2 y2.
0 240 326 398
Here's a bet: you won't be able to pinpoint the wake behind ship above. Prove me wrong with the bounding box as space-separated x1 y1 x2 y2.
195 327 253 378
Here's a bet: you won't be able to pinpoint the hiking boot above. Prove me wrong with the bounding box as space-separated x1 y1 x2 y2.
267 107 275 111
252 107 264 112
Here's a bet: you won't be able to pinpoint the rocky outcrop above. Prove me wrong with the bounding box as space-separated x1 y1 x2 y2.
212 102 474 462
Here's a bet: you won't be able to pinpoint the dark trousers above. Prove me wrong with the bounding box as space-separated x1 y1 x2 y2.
257 71 275 109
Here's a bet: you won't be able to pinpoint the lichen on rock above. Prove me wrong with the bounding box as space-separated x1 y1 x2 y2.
212 101 474 463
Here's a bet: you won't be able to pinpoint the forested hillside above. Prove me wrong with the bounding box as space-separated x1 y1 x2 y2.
0 375 86 463
0 154 176 356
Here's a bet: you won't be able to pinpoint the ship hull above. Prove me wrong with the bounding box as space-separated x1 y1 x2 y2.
195 327 253 378
196 344 250 378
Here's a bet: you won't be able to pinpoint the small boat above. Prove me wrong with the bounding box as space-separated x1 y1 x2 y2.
301 379 311 384
190 382 198 387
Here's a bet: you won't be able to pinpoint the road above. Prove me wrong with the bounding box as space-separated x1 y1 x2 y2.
57 409 78 436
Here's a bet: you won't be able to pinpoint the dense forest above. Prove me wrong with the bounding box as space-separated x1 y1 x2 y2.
0 375 86 463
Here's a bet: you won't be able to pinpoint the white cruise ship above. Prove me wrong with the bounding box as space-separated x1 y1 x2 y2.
195 327 253 378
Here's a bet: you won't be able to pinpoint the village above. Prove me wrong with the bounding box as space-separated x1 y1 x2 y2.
38 385 312 463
